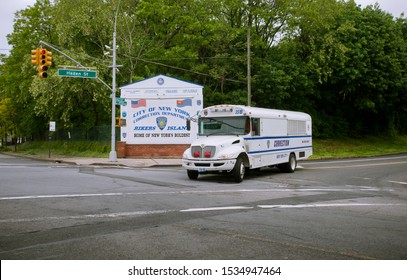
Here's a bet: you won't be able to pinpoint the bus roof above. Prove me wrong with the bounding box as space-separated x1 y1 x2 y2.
201 105 311 121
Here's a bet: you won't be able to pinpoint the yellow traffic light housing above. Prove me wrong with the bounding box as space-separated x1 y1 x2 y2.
38 48 52 78
31 48 39 65
115 118 126 127
38 65 49 78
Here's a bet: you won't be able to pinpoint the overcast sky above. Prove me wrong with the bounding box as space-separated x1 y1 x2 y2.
1 0 406 55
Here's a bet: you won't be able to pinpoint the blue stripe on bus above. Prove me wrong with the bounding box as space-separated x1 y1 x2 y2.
247 146 313 155
243 135 312 155
243 135 312 141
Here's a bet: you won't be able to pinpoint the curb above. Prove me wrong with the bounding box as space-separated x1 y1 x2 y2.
0 152 182 168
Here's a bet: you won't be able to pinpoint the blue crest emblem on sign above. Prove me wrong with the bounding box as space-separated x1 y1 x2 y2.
122 133 127 138
156 117 167 130
157 77 164 85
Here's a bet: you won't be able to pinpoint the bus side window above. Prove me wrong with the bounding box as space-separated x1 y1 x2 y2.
252 118 260 136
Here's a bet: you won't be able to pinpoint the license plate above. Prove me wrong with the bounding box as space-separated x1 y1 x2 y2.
198 168 206 172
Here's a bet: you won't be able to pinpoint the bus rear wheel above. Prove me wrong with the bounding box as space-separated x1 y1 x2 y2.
280 153 297 173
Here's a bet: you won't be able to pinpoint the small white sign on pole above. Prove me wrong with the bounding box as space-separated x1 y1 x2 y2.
49 121 56 132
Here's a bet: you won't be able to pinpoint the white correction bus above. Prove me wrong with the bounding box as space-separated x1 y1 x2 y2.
182 104 312 182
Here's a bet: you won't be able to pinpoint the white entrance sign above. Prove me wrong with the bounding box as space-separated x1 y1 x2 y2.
119 75 203 144
49 121 56 132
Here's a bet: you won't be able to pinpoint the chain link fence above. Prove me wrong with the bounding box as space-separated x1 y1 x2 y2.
52 125 118 142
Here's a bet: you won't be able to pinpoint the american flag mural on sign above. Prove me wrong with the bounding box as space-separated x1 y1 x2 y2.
176 98 192 107
131 99 147 108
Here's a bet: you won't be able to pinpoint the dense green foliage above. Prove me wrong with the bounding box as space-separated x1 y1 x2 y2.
1 0 406 141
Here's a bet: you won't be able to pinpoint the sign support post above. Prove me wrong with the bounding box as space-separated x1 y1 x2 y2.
49 121 56 158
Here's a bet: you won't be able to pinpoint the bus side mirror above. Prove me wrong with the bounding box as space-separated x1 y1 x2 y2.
186 119 191 131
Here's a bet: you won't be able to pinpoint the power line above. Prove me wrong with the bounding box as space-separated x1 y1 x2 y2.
27 42 245 84
124 54 245 84
146 56 240 61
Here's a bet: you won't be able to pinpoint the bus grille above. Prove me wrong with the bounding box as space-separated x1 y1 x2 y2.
191 146 216 158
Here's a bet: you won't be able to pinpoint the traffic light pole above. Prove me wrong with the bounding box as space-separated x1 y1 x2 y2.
108 2 120 162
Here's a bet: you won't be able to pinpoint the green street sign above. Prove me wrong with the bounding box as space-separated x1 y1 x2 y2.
58 69 97 79
115 97 127 106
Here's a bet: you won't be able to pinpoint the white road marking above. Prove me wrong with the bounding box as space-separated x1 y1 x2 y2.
0 210 171 223
388 181 407 185
180 206 253 212
0 187 382 201
258 203 406 209
0 193 130 200
306 161 407 170
1 203 405 224
303 155 407 165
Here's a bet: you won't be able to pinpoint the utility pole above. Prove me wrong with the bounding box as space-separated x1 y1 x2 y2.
247 1 252 107
247 27 251 107
108 0 121 162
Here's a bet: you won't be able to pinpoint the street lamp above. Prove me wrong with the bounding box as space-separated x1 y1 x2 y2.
109 0 121 162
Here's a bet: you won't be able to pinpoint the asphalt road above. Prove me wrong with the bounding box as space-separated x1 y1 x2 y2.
0 153 406 259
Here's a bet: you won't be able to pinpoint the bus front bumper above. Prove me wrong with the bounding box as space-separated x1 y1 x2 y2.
182 158 237 173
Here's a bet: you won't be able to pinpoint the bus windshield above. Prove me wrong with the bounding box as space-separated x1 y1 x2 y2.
198 116 250 136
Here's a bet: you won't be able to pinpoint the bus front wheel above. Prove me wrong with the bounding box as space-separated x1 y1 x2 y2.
187 170 199 180
232 157 245 182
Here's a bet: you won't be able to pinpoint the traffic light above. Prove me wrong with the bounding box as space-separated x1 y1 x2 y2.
38 65 49 78
115 118 126 127
31 48 39 65
38 48 52 78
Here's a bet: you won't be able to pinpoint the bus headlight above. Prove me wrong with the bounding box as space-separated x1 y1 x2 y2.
182 152 189 159
219 153 234 160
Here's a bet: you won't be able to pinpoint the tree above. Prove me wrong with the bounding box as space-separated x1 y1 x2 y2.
0 98 15 145
316 2 407 136
285 0 407 137
0 0 54 139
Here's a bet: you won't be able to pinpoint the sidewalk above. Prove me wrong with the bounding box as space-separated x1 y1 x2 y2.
57 157 182 168
1 151 182 168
